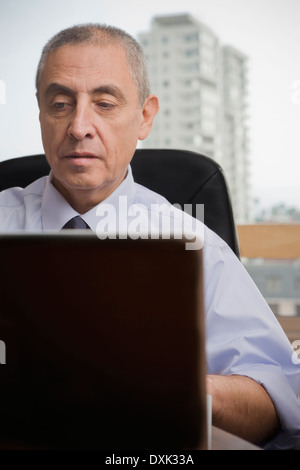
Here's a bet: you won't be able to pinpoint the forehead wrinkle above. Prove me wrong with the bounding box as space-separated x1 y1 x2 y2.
40 44 139 105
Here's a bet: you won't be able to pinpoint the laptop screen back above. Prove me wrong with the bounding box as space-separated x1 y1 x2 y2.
0 234 207 449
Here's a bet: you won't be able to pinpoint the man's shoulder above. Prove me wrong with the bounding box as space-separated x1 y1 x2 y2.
133 181 231 253
133 182 170 206
133 182 192 222
0 176 47 208
0 176 47 230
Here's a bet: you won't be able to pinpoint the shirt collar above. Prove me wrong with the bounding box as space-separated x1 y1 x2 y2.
41 165 136 232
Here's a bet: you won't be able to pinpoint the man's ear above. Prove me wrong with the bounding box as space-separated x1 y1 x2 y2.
138 94 159 141
36 92 41 123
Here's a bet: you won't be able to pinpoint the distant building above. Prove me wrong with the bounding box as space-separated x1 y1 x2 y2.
222 46 251 224
254 202 300 223
244 259 300 317
139 14 251 223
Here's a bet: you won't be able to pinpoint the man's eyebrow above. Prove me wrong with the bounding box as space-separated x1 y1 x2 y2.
44 83 126 101
45 83 74 96
91 85 126 102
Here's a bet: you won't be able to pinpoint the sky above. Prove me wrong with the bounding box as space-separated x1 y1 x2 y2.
0 0 300 210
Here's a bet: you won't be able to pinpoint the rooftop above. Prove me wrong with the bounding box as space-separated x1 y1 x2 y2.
153 14 196 27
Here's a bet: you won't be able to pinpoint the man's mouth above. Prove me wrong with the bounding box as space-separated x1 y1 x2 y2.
63 152 99 167
63 152 100 165
65 153 98 159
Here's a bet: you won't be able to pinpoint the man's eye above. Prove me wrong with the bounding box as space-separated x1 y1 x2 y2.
97 101 115 109
53 102 67 109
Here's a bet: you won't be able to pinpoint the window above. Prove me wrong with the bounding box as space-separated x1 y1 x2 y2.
185 62 199 72
184 33 198 42
185 48 199 58
266 276 282 295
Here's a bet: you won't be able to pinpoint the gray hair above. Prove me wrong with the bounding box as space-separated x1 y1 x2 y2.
35 23 150 106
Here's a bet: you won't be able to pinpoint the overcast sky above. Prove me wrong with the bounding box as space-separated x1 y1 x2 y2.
0 0 300 209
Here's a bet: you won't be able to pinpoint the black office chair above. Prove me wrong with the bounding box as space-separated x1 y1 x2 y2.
0 148 240 257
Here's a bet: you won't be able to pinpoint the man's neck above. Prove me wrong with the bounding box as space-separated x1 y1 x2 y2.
51 181 116 214
50 169 128 214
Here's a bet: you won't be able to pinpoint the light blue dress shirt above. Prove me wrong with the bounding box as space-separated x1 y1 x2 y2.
0 165 300 448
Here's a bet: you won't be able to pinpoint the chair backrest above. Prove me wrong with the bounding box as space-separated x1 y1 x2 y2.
0 148 240 256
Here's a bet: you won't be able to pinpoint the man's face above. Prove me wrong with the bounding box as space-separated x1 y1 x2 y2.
37 42 158 210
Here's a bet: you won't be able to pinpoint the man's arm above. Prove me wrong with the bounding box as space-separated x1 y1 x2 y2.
206 374 280 444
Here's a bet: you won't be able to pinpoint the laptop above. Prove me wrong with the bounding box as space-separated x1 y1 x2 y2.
0 233 207 450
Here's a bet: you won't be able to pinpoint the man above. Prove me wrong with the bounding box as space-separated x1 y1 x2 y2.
0 24 300 448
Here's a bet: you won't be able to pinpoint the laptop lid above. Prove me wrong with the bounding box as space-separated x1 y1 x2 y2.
0 233 207 449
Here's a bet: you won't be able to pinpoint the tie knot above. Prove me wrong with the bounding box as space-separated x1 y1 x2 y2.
62 216 90 230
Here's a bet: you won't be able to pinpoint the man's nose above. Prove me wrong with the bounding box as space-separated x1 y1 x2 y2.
67 104 96 140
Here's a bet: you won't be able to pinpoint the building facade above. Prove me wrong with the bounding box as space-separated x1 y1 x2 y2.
244 259 300 318
139 14 251 223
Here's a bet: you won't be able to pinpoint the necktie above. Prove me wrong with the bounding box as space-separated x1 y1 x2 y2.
62 215 90 229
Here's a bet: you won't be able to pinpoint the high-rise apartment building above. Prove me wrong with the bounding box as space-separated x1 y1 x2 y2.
222 45 251 223
139 14 251 223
